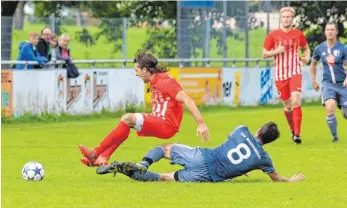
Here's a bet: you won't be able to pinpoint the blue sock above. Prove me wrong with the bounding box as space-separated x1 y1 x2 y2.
129 171 160 182
140 146 165 168
326 114 338 139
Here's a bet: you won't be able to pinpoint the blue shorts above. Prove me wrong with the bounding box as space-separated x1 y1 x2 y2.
321 82 347 109
170 144 212 182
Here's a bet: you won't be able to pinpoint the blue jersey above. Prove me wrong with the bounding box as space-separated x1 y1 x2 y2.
312 41 347 84
200 126 275 182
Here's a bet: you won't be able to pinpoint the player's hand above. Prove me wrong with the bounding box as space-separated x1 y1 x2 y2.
288 174 305 182
300 56 310 64
197 123 210 142
275 42 285 54
343 78 347 88
312 81 320 91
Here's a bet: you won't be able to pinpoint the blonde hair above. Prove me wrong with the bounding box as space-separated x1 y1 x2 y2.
280 7 296 16
29 32 39 39
58 34 70 42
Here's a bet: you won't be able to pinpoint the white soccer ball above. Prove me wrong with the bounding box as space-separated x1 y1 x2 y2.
22 161 44 181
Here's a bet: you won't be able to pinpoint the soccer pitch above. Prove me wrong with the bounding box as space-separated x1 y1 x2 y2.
2 105 346 208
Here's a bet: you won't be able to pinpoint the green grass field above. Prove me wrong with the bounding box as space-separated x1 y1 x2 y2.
2 105 347 208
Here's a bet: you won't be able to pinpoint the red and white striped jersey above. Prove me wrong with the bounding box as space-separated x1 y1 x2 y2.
150 72 183 131
263 29 308 81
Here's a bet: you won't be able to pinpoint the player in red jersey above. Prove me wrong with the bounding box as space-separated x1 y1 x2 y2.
262 7 310 144
79 51 210 166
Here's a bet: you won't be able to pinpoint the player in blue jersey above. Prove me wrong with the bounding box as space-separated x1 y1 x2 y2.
310 22 347 143
96 122 305 183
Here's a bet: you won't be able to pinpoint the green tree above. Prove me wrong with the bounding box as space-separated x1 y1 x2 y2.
291 1 347 51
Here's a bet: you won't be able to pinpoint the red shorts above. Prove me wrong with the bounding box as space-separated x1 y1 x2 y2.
137 113 177 139
275 74 302 101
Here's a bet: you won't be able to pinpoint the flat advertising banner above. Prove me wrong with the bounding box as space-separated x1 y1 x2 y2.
1 70 13 116
110 69 144 111
66 71 93 114
12 70 57 117
221 68 242 106
180 67 223 105
144 68 180 108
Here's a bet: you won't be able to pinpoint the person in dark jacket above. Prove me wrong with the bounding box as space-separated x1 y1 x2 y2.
37 28 52 59
15 32 48 70
34 28 52 69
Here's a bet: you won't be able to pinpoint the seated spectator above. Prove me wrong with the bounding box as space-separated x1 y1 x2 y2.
15 32 48 70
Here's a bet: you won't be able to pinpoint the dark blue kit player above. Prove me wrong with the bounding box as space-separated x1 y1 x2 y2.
97 122 305 183
310 22 347 142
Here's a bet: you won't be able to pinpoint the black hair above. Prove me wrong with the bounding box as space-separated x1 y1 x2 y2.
258 122 280 144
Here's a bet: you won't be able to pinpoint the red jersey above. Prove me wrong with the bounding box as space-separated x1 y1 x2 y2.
150 72 183 131
263 29 308 81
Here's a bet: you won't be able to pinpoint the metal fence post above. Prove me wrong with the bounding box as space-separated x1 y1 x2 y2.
245 1 249 67
222 0 227 67
266 0 271 68
50 14 55 34
204 16 211 67
122 17 127 61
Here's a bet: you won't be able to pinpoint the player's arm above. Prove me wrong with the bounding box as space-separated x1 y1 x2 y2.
175 91 210 141
268 171 305 182
175 91 205 125
300 32 311 64
262 33 284 58
262 46 284 58
310 46 320 91
343 46 347 87
301 45 311 64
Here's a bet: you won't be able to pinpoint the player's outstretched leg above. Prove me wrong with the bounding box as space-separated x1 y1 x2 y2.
290 92 302 144
79 113 143 166
96 161 161 182
283 108 295 138
324 99 339 142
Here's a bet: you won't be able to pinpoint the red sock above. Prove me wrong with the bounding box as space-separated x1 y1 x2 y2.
293 106 302 136
95 121 130 156
100 143 121 158
284 109 294 132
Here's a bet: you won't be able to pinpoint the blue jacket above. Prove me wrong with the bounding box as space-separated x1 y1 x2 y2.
15 41 48 69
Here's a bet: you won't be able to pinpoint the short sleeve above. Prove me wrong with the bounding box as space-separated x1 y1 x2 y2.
158 78 182 99
343 45 347 63
299 31 308 48
263 33 275 50
260 156 275 174
312 46 320 62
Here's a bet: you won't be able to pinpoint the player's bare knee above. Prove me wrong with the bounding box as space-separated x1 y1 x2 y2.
160 143 173 159
291 94 301 107
121 113 136 126
283 99 292 110
159 173 175 182
325 105 335 115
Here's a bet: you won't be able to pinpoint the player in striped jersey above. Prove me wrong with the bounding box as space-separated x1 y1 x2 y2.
310 22 347 142
79 51 210 167
262 7 311 144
